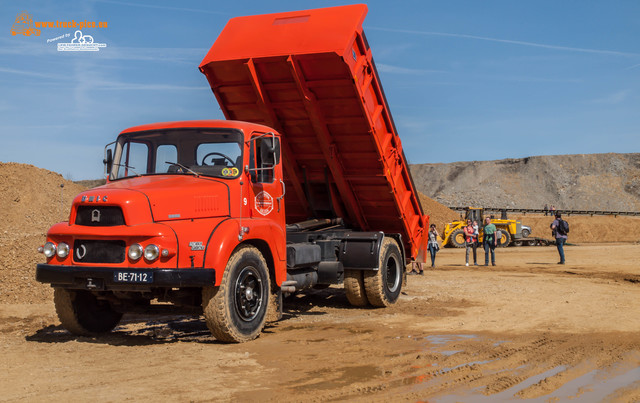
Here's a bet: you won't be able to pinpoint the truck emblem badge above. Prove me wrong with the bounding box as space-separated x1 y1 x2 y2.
91 209 101 222
189 241 204 251
255 191 273 216
76 244 87 260
81 195 108 202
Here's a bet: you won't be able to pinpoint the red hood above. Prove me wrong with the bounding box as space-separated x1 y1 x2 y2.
80 176 231 223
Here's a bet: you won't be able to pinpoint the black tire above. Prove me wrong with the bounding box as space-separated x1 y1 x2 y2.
363 237 403 307
202 245 270 343
527 239 537 246
54 288 122 336
497 229 511 248
522 228 531 238
344 269 368 307
449 228 466 248
512 240 523 247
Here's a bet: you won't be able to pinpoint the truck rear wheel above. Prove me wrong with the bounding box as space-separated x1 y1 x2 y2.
54 288 123 336
449 229 466 248
497 229 511 248
344 270 368 307
364 237 403 307
202 245 270 343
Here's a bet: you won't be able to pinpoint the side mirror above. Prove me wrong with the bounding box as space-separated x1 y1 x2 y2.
104 148 113 176
260 141 275 165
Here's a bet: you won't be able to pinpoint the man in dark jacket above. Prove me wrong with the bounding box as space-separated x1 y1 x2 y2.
550 212 568 264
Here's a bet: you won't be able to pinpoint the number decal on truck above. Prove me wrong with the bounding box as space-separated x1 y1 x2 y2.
254 191 273 216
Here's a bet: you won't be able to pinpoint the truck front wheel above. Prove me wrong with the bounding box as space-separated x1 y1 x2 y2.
202 245 270 343
54 288 123 336
364 237 403 307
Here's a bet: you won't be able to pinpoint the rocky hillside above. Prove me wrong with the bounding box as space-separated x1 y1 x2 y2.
410 153 640 211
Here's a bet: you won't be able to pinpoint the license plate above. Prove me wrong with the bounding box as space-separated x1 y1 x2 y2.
113 271 153 284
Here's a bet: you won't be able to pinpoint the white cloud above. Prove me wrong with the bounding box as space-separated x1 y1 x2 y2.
369 27 640 58
590 90 631 105
376 63 445 75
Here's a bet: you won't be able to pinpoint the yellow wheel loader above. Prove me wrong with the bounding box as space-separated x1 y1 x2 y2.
443 207 531 248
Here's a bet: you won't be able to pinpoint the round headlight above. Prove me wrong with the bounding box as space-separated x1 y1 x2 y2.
144 244 160 261
57 242 70 258
128 243 143 261
43 242 57 258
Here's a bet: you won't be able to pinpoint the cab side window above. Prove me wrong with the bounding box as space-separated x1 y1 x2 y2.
249 136 280 183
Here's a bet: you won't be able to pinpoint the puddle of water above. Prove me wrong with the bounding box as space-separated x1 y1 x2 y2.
435 365 567 403
420 334 478 359
425 334 477 345
435 361 640 402
545 365 640 401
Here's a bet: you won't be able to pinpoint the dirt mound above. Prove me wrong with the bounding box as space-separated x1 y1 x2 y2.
0 162 87 233
0 162 87 304
411 153 640 211
418 192 459 231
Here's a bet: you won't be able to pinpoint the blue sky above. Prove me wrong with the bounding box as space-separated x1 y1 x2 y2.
1 0 639 180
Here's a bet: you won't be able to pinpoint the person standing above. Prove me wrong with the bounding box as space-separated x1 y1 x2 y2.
482 217 498 266
550 212 568 264
543 204 549 216
427 224 439 268
463 219 478 266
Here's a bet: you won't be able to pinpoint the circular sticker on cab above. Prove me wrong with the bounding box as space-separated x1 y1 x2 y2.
222 168 231 176
230 167 239 176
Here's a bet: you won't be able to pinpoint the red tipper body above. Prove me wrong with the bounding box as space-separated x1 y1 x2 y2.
199 4 429 261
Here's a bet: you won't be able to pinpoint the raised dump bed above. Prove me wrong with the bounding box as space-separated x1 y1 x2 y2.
199 4 429 260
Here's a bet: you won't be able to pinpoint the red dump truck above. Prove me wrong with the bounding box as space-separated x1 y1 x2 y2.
36 4 429 342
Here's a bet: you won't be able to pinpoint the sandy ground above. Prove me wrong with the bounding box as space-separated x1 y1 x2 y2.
1 242 639 402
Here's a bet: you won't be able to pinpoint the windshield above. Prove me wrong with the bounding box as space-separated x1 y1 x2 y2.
110 128 243 180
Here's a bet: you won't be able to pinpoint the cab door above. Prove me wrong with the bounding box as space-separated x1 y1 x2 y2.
246 132 286 228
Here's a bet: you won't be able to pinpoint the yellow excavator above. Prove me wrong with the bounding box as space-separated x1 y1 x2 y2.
443 207 531 248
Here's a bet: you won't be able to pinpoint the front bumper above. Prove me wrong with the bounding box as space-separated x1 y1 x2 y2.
36 264 216 290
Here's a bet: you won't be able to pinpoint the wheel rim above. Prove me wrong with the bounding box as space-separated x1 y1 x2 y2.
234 266 263 322
385 254 401 293
454 232 465 245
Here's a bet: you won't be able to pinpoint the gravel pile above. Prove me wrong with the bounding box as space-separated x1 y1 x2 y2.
411 153 640 211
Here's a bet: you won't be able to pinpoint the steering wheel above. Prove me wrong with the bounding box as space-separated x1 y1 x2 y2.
201 152 235 166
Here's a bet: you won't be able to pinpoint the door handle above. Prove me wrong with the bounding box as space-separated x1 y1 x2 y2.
277 179 286 212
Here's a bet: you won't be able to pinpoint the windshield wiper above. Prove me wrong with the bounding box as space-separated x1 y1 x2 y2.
165 161 199 177
112 163 141 177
